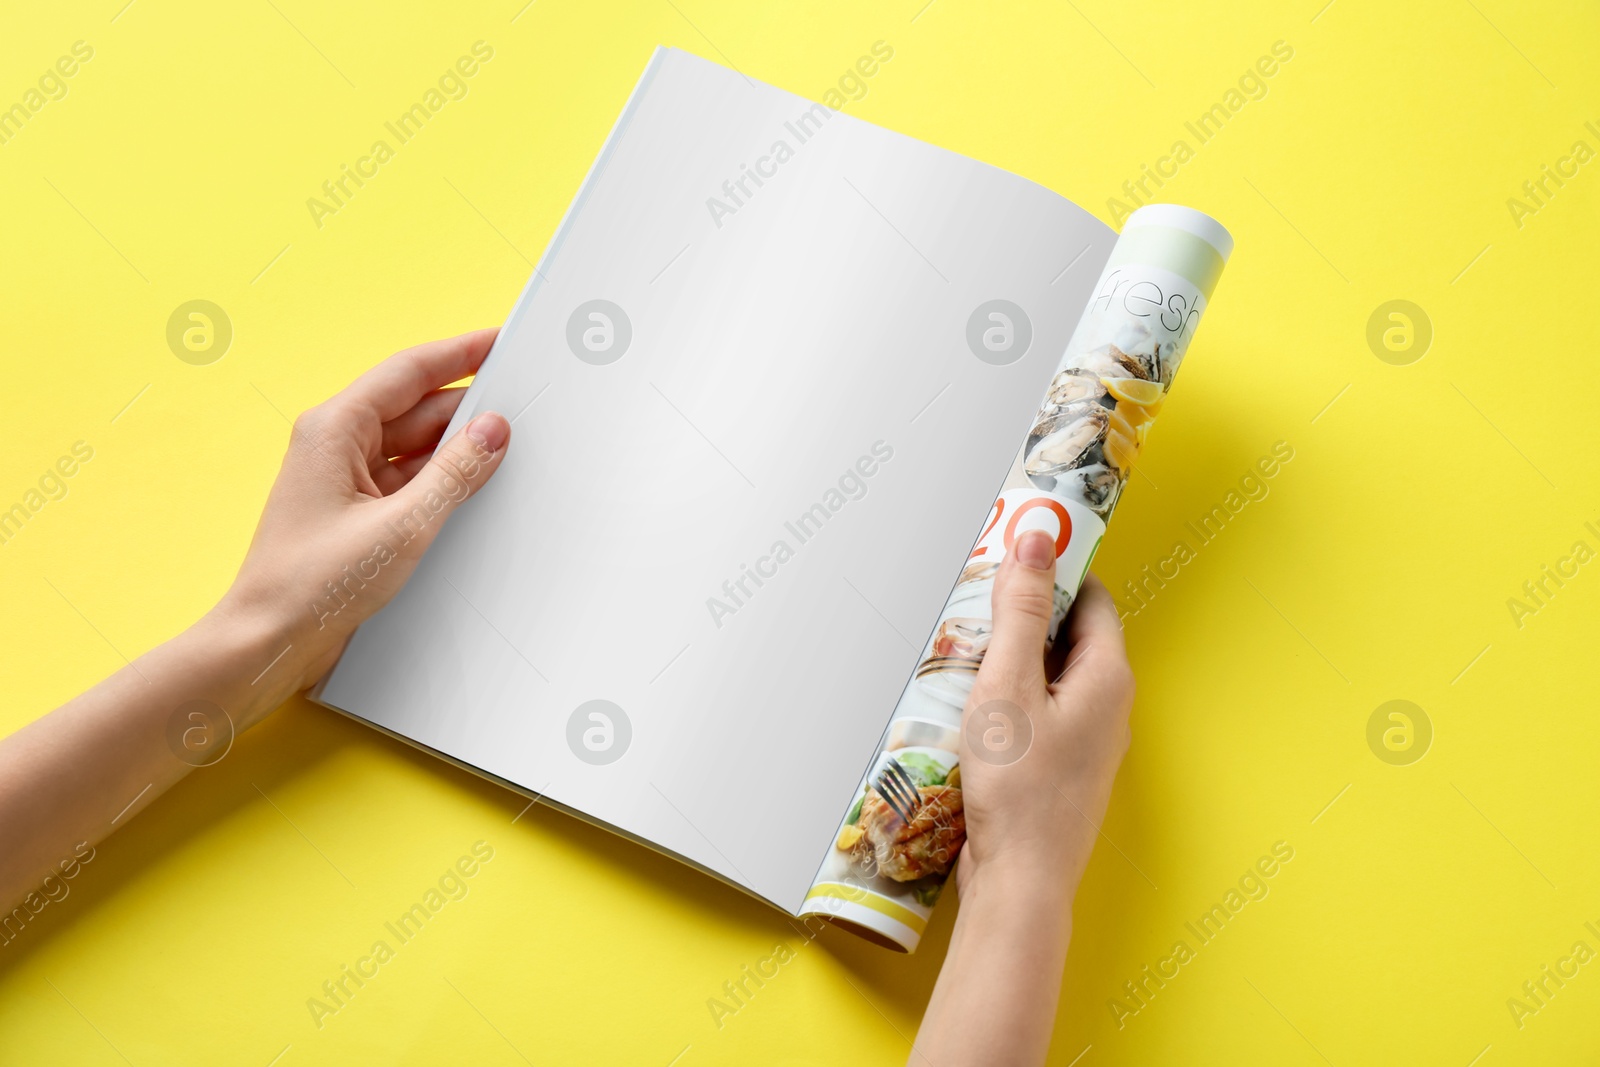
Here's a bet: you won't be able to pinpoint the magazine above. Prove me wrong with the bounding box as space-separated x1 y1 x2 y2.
800 203 1229 948
315 46 1230 952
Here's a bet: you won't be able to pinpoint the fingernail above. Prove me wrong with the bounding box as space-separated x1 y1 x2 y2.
1015 529 1054 570
466 412 509 454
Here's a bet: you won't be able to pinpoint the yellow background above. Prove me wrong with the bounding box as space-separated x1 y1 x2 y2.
2 1 1596 1063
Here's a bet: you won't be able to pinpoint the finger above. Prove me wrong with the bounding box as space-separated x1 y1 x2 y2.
1064 573 1126 658
977 529 1058 692
1053 572 1135 705
370 451 432 496
371 450 433 496
378 387 467 460
385 411 511 545
371 461 406 497
390 450 433 484
344 328 499 423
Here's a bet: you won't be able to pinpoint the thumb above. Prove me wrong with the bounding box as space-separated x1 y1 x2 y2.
978 529 1058 692
388 411 510 547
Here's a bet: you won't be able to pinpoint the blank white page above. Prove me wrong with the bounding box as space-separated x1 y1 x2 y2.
318 47 1114 912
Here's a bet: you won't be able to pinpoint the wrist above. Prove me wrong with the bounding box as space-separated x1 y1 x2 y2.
189 593 307 723
941 859 1075 1033
215 573 302 646
956 857 1074 944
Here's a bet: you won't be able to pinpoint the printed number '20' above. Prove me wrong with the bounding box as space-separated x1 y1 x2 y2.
969 495 1071 561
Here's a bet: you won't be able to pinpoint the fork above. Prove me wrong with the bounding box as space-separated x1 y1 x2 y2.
873 756 923 825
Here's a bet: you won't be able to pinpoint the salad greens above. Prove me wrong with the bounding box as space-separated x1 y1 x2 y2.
844 751 954 825
895 752 949 788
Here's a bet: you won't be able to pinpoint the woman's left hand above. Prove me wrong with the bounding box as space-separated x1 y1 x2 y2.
222 328 512 705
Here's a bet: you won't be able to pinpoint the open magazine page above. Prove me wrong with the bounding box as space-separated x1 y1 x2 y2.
316 47 1120 911
800 205 1233 951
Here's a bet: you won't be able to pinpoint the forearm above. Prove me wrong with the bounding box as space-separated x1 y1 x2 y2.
0 597 297 910
0 330 508 917
911 868 1075 1067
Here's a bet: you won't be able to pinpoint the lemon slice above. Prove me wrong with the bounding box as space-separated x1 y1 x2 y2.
1116 402 1157 433
1106 429 1139 472
1102 377 1165 407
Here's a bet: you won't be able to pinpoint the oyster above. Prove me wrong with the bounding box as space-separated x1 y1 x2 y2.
1039 368 1108 417
1071 343 1162 385
1025 456 1122 518
1072 465 1122 517
1024 402 1110 483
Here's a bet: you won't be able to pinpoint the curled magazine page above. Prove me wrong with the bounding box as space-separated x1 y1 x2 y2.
801 205 1234 951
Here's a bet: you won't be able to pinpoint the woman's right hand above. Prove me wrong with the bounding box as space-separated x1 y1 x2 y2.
911 528 1135 1067
954 528 1136 906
